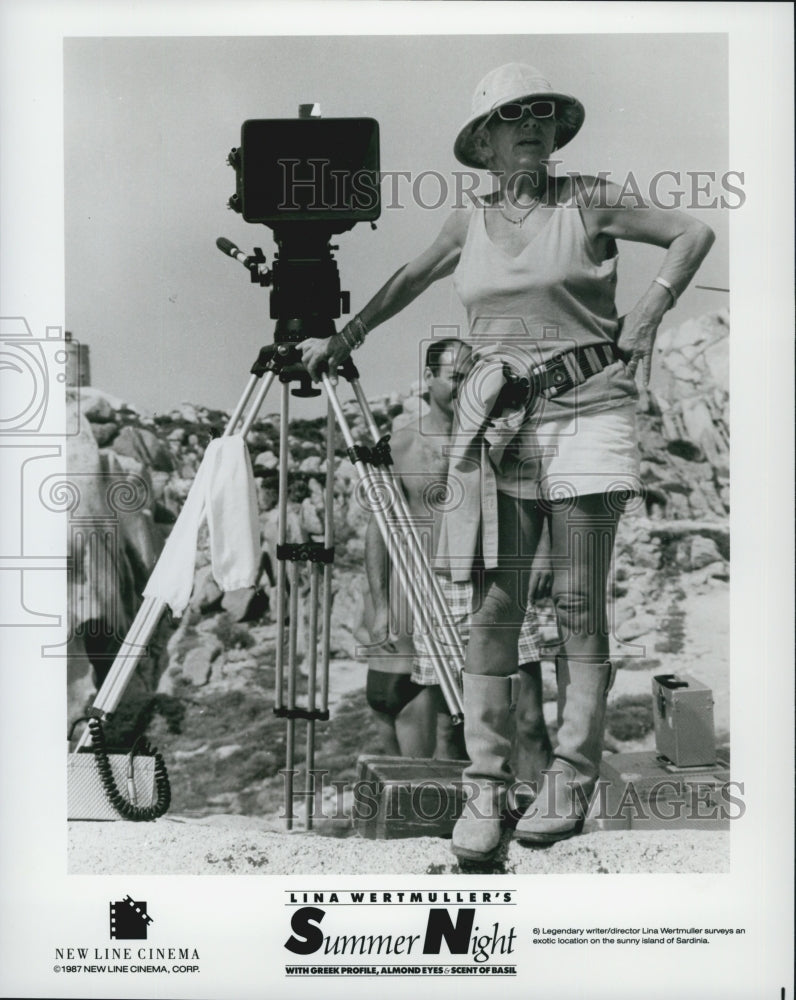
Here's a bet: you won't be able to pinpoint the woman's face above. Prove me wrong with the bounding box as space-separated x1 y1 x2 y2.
483 103 558 175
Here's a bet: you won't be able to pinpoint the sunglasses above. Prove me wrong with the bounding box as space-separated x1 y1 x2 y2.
494 99 557 122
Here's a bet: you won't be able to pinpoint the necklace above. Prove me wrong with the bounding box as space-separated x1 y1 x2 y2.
497 197 541 227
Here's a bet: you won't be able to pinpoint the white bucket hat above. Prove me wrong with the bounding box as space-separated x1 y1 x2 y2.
454 63 585 169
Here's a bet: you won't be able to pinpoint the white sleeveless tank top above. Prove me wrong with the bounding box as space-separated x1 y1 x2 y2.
452 194 638 416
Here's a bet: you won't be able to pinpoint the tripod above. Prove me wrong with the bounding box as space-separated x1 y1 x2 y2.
73 233 466 830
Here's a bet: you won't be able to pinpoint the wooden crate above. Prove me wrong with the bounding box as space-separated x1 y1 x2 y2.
352 755 468 840
586 748 733 832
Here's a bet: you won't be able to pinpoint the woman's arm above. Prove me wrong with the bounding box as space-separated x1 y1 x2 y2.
578 179 715 383
300 207 469 381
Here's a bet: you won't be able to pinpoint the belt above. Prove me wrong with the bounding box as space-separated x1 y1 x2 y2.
437 342 622 582
494 343 620 413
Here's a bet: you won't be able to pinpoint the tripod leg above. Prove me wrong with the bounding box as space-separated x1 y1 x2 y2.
304 563 320 830
224 373 263 435
73 595 165 750
351 378 467 660
285 558 300 831
274 382 290 714
347 378 466 714
73 369 277 751
303 400 337 829
319 400 335 717
321 375 464 720
272 381 300 829
237 372 278 438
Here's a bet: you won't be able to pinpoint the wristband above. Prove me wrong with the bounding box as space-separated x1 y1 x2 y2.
339 313 368 352
337 327 354 352
350 313 369 344
653 276 677 309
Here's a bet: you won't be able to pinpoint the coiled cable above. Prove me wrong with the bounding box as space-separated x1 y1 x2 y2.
87 717 171 821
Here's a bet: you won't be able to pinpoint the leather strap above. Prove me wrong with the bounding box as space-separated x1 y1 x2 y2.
531 343 619 398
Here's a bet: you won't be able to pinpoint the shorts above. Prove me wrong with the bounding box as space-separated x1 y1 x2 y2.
495 402 641 502
411 575 560 686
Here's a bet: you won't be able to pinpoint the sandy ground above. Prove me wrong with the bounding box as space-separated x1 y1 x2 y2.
69 814 728 876
69 587 730 876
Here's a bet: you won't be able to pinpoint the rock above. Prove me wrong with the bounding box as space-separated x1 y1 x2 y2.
112 425 176 472
245 430 274 451
191 565 224 614
164 477 193 508
687 535 724 571
299 496 324 537
179 641 221 686
153 500 177 525
392 394 428 432
213 651 259 686
148 469 173 505
665 438 705 462
681 397 727 468
328 577 366 657
175 402 200 423
221 587 270 623
616 612 658 642
80 391 116 423
255 451 279 470
73 386 132 422
173 744 210 760
90 421 119 446
691 560 730 585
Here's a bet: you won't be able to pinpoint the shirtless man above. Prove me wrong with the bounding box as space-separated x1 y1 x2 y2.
364 338 468 758
364 338 556 781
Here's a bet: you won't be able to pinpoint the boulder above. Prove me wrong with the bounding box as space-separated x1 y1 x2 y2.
686 535 724 571
191 565 224 614
179 642 221 686
90 421 119 447
254 451 279 470
71 386 133 423
221 587 270 623
112 425 176 472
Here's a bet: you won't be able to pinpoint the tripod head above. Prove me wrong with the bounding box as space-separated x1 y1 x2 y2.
219 104 381 394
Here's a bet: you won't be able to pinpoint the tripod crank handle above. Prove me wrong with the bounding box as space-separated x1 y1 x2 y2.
215 236 266 276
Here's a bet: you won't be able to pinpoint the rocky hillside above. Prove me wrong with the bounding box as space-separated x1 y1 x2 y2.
67 310 730 820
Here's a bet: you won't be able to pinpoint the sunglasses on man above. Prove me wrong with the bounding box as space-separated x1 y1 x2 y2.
493 99 557 122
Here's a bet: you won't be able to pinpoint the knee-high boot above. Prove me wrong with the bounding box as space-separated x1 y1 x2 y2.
510 665 553 811
514 660 614 845
451 673 514 862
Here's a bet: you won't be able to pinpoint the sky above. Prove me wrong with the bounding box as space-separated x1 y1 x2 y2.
64 32 730 416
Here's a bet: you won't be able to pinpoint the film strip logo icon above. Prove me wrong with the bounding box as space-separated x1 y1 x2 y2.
109 895 154 940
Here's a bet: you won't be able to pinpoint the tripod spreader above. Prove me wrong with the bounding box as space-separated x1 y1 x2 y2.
250 344 362 399
249 343 319 397
348 436 393 468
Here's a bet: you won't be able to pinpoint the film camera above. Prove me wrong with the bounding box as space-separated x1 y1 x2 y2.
227 111 380 230
222 109 381 395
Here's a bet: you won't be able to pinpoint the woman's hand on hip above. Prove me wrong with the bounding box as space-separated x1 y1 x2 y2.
617 311 662 386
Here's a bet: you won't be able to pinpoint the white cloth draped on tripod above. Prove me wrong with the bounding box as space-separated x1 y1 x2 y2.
143 436 261 617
